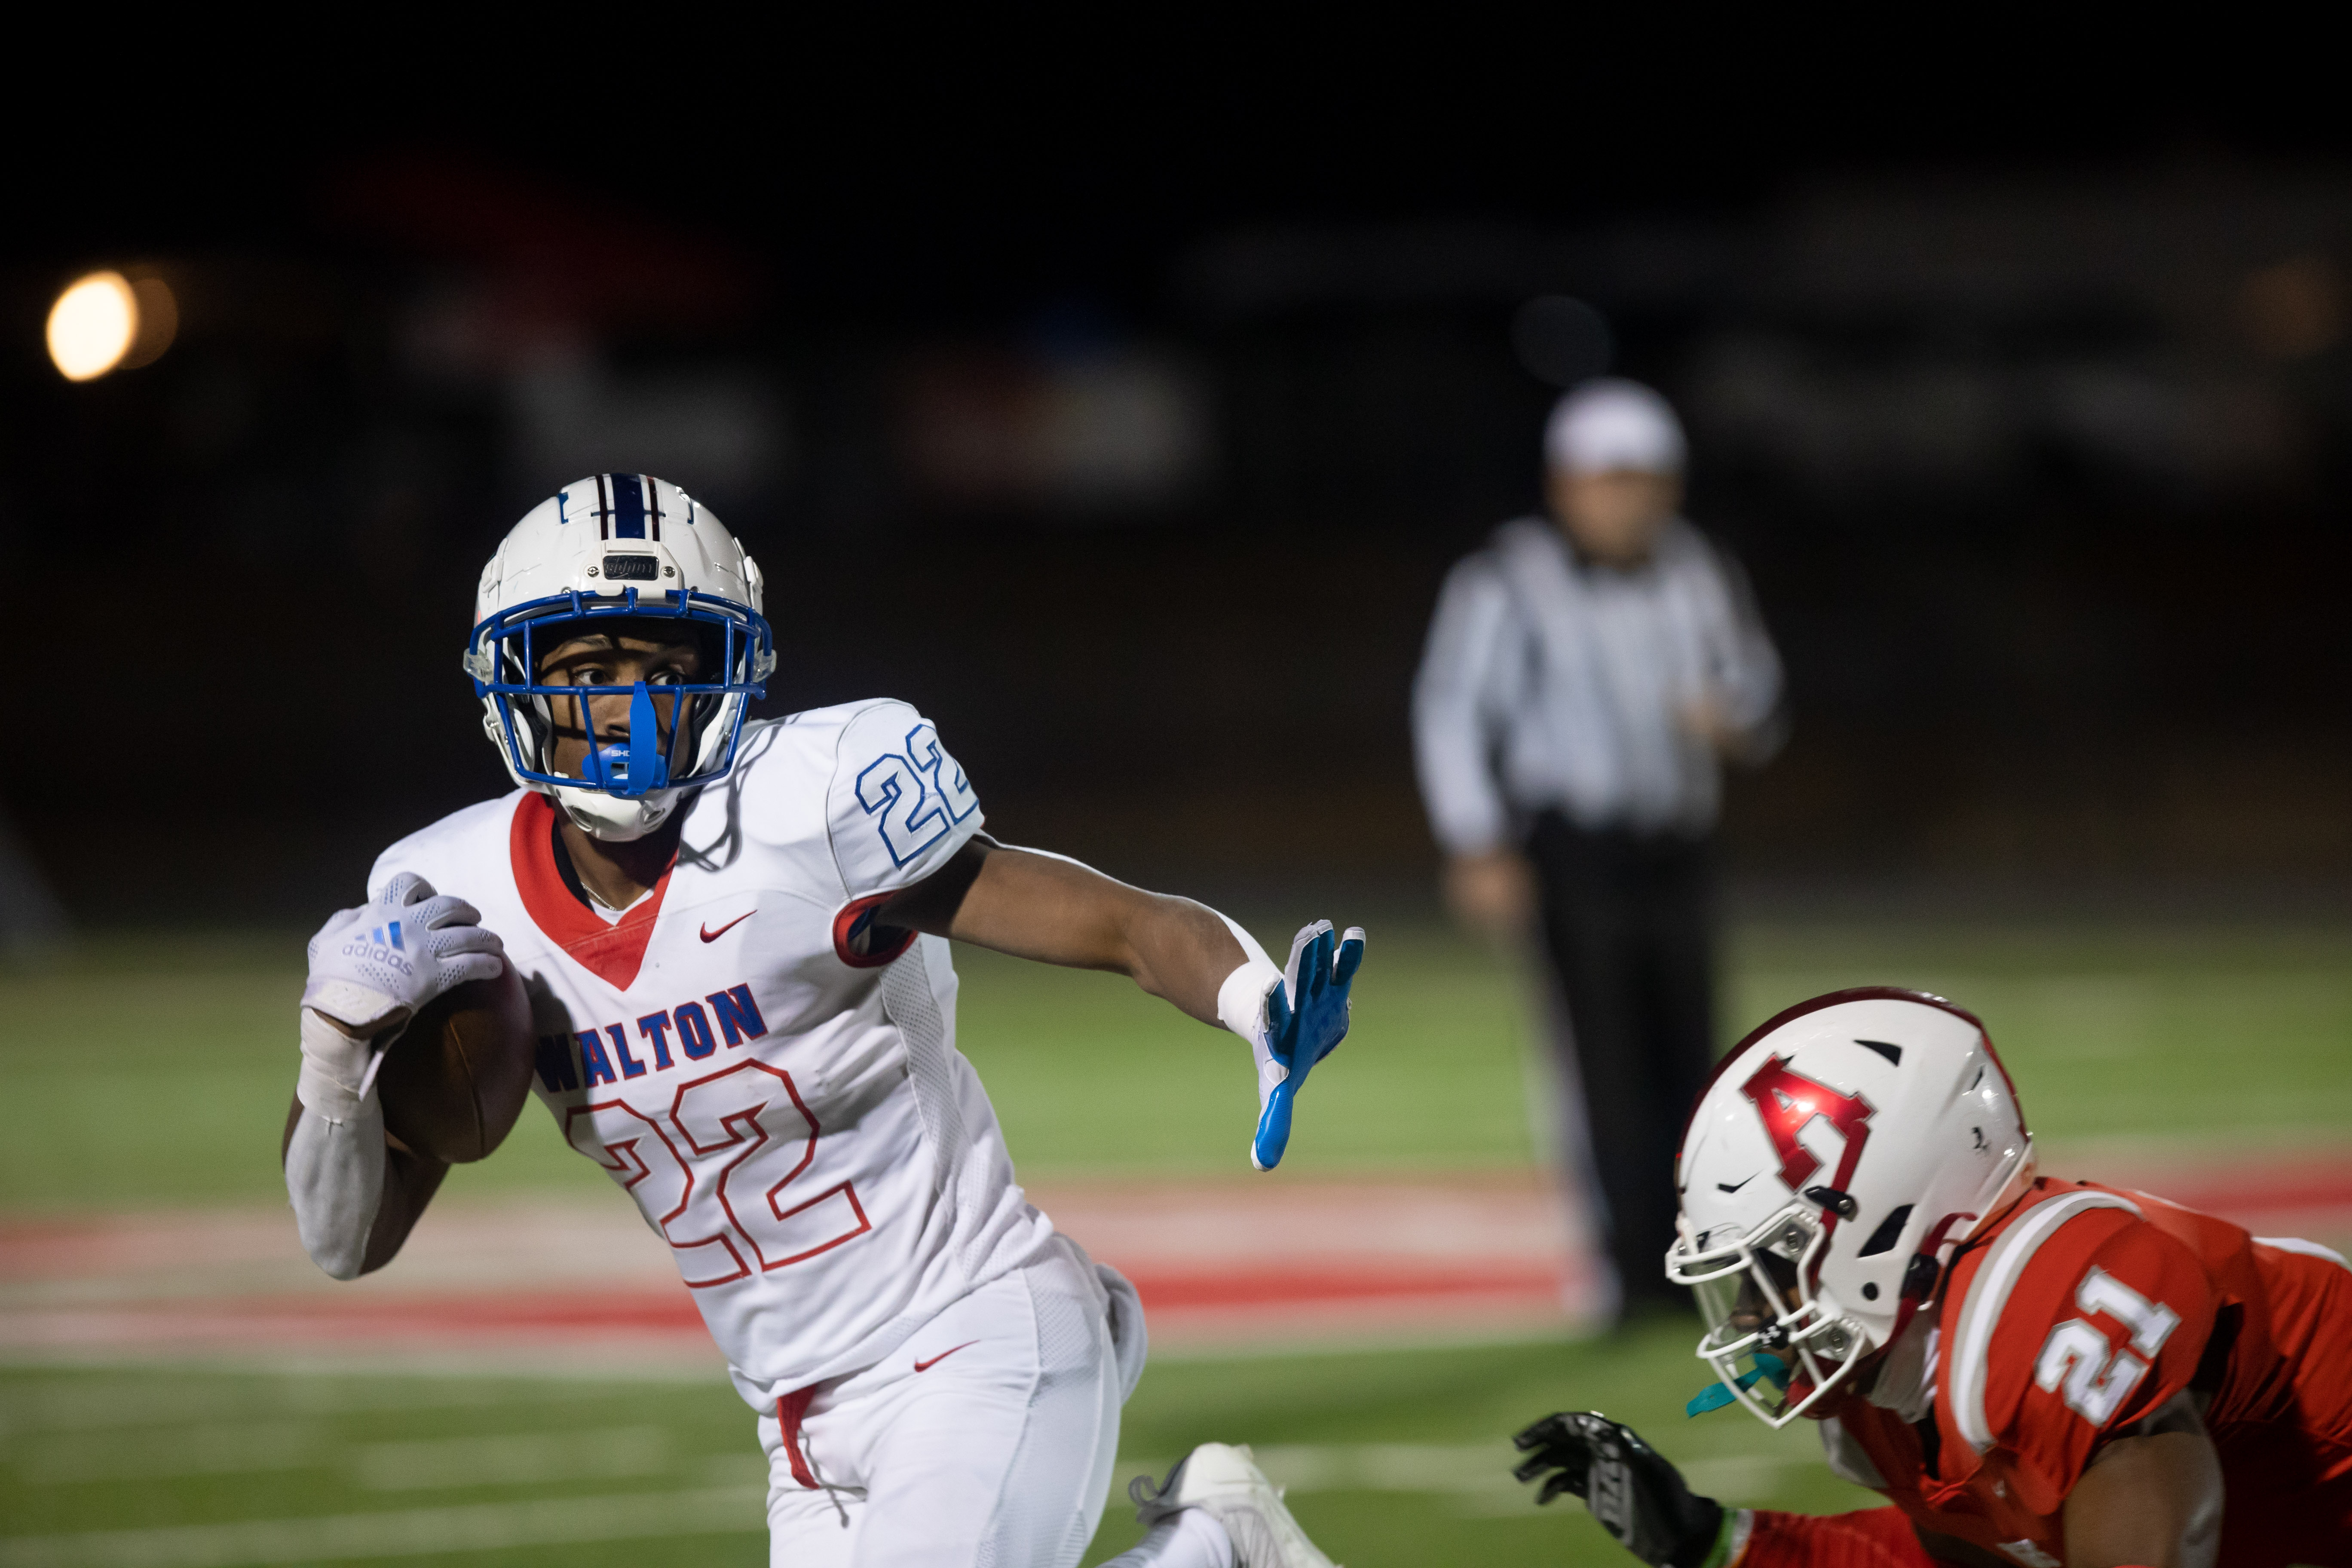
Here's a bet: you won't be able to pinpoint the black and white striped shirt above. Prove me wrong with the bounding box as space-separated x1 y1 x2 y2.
1411 516 1784 854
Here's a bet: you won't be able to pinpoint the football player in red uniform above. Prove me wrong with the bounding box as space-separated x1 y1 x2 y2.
1512 987 2352 1568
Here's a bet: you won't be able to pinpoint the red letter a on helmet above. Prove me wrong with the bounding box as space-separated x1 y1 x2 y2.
1740 1055 1875 1196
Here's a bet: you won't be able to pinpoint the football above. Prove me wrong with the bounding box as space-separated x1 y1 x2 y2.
376 961 536 1164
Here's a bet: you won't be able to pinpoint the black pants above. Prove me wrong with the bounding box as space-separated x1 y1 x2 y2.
1526 812 1717 1314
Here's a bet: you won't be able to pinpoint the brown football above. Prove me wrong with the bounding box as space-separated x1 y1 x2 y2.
376 961 536 1164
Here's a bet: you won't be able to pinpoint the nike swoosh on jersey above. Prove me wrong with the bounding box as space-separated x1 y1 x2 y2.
913 1340 980 1372
700 911 755 943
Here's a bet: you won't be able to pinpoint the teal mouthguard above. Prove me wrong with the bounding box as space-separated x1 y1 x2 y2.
1686 1353 1790 1417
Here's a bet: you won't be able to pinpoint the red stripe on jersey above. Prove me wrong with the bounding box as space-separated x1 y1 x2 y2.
510 793 676 990
832 891 916 969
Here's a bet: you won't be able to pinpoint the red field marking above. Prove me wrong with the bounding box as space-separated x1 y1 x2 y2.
2040 1156 2352 1240
0 1265 1568 1346
1127 1261 1562 1310
4 1160 2344 1360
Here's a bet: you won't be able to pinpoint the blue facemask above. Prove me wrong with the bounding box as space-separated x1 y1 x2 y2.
469 585 774 799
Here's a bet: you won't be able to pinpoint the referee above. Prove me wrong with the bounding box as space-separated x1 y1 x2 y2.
1412 379 1784 1321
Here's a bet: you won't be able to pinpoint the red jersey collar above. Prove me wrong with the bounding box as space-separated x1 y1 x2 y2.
509 792 676 990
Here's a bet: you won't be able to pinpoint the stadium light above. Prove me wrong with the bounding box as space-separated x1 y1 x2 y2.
123 277 178 369
47 272 141 382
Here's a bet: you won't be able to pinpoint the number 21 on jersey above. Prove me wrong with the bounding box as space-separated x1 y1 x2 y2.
2034 1265 2183 1425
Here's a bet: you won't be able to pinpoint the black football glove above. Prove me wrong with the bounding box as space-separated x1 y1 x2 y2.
1513 1412 1724 1568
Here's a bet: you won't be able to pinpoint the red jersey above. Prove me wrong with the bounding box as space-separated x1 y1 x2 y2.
1822 1177 2352 1567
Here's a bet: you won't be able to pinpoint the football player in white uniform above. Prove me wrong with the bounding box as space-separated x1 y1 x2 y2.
282 474 1362 1568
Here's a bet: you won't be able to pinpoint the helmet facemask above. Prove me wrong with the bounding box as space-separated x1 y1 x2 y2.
1668 988 2037 1433
1671 1201 1866 1427
468 584 772 840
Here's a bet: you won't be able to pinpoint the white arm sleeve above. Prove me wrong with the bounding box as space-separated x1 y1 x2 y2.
284 1008 387 1281
1213 913 1282 1051
1411 556 1519 856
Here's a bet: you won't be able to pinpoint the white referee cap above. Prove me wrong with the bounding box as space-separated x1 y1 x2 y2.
1544 379 1686 475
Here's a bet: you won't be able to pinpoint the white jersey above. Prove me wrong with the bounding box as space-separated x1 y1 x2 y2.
368 699 1056 1404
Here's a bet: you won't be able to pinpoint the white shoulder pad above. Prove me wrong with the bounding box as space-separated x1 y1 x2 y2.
825 700 984 899
366 793 527 901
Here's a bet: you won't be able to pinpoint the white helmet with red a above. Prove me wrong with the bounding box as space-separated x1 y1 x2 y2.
1667 987 2033 1427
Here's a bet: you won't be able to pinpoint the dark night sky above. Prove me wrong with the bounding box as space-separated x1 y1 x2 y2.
19 36 2342 312
11 37 2352 923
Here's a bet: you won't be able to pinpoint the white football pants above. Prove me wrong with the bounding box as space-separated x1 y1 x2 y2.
762 1235 1147 1568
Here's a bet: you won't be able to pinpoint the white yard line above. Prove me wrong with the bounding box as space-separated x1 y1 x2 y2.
15 1421 336 1483
0 1486 766 1568
0 1442 1810 1563
353 1426 670 1491
1119 1441 1804 1515
0 1346 728 1386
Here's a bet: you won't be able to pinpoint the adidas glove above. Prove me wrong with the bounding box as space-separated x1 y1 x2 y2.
297 873 504 1121
303 872 505 1037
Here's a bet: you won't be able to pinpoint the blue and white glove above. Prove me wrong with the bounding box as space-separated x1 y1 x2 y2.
297 873 504 1121
1217 919 1367 1171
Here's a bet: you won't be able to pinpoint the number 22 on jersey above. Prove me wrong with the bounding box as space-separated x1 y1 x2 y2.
856 723 980 867
566 1061 873 1287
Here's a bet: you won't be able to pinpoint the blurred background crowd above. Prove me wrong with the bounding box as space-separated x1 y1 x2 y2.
9 55 2352 951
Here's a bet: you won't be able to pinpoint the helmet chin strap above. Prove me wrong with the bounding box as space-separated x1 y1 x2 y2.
550 783 679 842
545 683 686 843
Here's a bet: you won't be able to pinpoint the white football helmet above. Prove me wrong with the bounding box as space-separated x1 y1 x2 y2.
463 473 776 841
1668 988 2033 1427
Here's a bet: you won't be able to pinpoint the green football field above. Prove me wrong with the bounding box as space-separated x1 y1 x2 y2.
6 916 2352 1565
